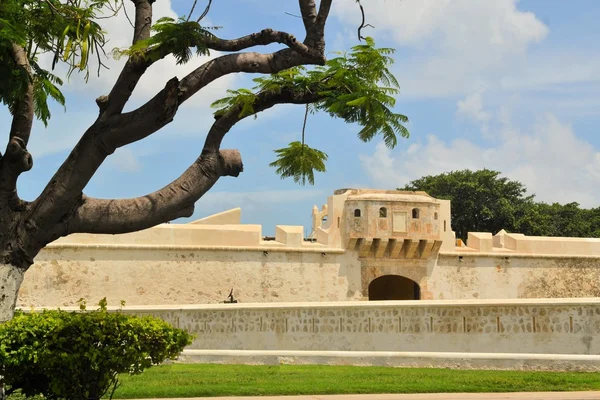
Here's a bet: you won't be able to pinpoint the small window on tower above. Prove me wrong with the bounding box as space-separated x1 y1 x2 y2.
434 212 438 220
354 209 361 217
379 207 387 218
412 208 420 219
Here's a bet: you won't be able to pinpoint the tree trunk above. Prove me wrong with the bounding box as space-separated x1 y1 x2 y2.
0 263 25 323
0 264 23 400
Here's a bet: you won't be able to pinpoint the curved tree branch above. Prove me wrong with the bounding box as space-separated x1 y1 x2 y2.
0 137 32 209
101 25 324 118
131 0 153 44
298 0 317 32
68 149 242 233
101 46 325 154
0 44 34 209
203 87 323 152
204 28 320 59
7 44 34 146
99 0 154 117
300 0 332 52
24 1 333 255
69 86 324 235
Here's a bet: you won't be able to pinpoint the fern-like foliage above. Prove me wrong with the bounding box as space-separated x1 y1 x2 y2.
115 17 218 64
1 0 115 126
269 141 328 186
31 63 66 125
212 37 409 185
210 88 258 119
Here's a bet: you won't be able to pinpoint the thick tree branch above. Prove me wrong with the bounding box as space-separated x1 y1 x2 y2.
69 86 322 235
179 48 323 104
8 44 34 146
0 137 32 208
204 88 323 152
204 28 320 59
26 1 333 251
316 0 333 30
105 46 326 149
97 0 327 119
131 0 153 44
99 24 322 118
102 45 324 152
29 47 322 235
100 0 154 117
298 0 317 32
101 78 180 149
68 149 242 233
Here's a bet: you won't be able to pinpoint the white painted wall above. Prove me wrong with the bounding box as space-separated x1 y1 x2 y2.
44 299 600 356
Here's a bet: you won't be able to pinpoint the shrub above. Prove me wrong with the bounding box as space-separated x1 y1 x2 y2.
0 298 193 400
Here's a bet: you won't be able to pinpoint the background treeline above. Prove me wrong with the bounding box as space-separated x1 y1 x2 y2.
399 169 600 241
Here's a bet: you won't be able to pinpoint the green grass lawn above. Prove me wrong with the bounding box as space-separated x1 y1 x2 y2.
111 364 600 398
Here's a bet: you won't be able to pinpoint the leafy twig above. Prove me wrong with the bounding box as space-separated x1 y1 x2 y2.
301 104 308 148
356 0 374 41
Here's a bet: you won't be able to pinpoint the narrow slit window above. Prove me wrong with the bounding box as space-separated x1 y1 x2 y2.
434 212 438 220
444 220 447 232
379 207 387 218
354 209 361 217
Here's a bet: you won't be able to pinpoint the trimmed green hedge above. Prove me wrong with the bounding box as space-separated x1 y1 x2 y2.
0 299 193 400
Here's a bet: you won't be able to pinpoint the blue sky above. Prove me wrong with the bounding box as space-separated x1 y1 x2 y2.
3 0 600 236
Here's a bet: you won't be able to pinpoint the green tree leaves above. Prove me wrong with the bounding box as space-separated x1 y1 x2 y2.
401 169 600 240
402 169 534 240
211 88 258 119
115 16 216 64
0 0 116 126
269 141 328 186
212 37 409 185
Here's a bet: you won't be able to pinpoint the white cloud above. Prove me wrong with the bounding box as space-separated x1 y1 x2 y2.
334 0 547 49
457 91 491 127
360 113 600 208
333 0 549 97
106 148 141 173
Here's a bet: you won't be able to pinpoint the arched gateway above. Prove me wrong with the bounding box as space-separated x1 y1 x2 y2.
368 275 420 300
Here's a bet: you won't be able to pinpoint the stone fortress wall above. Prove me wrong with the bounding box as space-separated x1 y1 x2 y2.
17 188 600 370
17 189 600 307
51 298 600 371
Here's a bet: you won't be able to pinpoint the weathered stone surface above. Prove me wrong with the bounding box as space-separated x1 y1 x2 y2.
59 299 600 355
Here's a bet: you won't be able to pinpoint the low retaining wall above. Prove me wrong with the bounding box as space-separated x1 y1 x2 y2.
45 298 600 371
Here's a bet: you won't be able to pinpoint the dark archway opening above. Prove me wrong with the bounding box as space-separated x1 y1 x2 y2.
368 275 420 300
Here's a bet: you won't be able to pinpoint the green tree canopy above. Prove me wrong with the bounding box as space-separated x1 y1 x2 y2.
400 169 600 240
0 0 116 126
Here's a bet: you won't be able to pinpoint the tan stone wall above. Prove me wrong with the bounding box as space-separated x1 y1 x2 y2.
18 245 600 308
18 246 363 308
57 299 600 355
430 254 600 299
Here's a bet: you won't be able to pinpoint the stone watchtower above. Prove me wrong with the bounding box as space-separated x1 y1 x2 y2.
341 189 445 259
313 189 451 301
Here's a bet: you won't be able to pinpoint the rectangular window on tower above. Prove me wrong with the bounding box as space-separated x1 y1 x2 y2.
392 212 407 233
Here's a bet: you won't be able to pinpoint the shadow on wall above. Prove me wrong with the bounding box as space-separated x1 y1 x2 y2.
368 275 420 300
